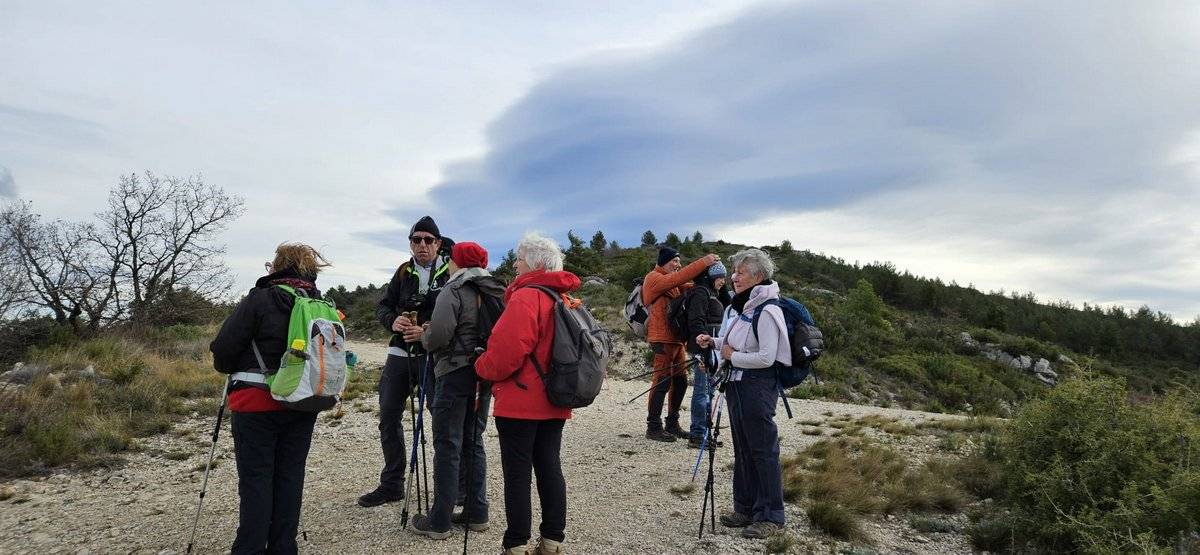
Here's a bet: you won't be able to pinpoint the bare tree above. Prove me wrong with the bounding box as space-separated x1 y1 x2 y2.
90 172 245 322
0 202 105 332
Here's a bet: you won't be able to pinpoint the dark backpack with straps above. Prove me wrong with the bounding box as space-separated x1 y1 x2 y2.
525 285 612 409
458 279 506 358
750 297 825 388
667 286 716 338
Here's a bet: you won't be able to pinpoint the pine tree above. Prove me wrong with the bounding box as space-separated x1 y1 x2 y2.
664 232 682 249
590 230 607 252
641 230 657 246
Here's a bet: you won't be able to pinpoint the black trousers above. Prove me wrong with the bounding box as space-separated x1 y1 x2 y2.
230 410 317 555
377 352 432 491
495 417 567 549
428 366 491 530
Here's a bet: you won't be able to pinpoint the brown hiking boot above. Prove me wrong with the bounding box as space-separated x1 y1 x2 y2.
645 429 677 442
742 521 782 538
719 511 752 527
501 545 532 555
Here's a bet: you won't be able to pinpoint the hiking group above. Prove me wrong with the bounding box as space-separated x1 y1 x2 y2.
202 214 821 554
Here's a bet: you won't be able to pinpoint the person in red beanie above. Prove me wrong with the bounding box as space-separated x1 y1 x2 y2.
475 233 579 555
401 241 506 539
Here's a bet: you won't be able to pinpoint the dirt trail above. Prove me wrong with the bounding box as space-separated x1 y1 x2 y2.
0 341 973 554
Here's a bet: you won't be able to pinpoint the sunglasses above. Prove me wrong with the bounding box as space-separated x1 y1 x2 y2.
409 235 438 245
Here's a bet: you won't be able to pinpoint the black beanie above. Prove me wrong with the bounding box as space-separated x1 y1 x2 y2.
657 246 680 267
409 216 440 238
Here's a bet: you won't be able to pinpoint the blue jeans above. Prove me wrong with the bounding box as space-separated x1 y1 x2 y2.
726 369 785 525
689 355 714 440
428 366 491 530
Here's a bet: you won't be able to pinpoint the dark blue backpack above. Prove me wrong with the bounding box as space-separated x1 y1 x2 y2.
750 297 824 388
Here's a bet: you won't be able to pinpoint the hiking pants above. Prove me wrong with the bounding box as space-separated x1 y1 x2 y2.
377 352 432 492
428 366 491 531
495 417 567 550
647 342 688 431
726 369 786 525
689 354 715 440
230 410 318 555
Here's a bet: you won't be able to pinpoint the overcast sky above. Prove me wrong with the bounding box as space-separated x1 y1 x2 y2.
3 1 1198 322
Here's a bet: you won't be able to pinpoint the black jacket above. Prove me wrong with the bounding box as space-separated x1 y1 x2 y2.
210 270 322 377
376 256 452 350
684 280 729 354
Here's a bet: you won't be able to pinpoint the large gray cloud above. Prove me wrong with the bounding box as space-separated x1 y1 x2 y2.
371 1 1200 318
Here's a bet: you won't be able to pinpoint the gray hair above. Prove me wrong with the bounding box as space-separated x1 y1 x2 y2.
516 232 564 272
731 248 775 281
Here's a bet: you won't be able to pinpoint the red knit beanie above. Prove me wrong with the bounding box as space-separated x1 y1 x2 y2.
451 242 488 269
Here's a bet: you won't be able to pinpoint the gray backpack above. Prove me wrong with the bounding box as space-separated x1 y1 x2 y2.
526 285 612 408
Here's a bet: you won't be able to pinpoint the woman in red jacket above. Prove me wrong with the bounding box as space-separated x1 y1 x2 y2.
475 232 579 555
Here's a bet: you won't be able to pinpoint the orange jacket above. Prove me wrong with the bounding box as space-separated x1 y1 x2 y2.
642 258 710 344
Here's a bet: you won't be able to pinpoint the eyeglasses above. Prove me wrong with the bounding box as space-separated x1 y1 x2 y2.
264 262 274 272
409 236 438 245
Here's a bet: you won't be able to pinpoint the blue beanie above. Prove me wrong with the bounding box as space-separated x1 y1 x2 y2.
657 246 680 267
707 261 727 279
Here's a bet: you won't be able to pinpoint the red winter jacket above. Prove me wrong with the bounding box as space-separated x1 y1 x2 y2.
475 269 581 420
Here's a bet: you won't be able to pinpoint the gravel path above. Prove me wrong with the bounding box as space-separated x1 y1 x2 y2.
0 341 974 554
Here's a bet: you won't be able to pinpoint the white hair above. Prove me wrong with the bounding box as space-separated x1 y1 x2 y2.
731 248 775 280
516 232 564 272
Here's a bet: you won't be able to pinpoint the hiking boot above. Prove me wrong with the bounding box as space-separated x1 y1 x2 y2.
452 510 490 532
742 521 782 539
501 545 532 555
688 436 723 449
664 426 690 439
357 485 403 507
719 511 751 527
410 514 452 540
645 429 677 442
534 537 564 555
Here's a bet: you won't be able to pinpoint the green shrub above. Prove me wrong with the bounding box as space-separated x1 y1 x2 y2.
806 501 862 540
998 373 1200 552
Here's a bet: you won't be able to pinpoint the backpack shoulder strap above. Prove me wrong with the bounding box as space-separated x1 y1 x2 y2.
748 299 780 341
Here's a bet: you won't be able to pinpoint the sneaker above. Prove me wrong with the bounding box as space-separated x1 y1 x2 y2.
452 510 490 532
665 426 690 439
719 511 752 528
688 436 724 449
410 514 452 540
357 486 403 507
534 537 564 555
742 521 782 539
645 429 677 442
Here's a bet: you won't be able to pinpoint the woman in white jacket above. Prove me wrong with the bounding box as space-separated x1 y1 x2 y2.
697 248 790 539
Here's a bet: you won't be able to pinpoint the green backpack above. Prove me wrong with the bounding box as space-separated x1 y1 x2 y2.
249 285 351 411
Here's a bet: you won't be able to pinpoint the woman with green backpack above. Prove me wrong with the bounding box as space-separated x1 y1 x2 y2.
209 243 332 554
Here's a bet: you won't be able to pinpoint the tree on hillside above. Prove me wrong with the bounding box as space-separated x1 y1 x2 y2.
590 230 607 253
494 249 517 281
780 239 794 254
0 173 244 332
691 231 703 244
640 230 657 247
90 172 245 323
566 230 585 250
0 202 107 333
664 232 682 249
608 240 620 252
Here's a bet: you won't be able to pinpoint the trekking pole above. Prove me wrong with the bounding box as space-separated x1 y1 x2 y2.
400 353 423 527
462 350 484 555
406 354 423 515
419 355 431 513
623 359 697 405
623 356 695 381
186 376 231 554
698 402 722 539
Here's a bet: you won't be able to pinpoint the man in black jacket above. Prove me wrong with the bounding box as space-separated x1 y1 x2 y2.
359 215 453 507
686 262 730 449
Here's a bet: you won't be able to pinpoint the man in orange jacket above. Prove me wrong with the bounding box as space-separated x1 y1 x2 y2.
642 246 721 442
